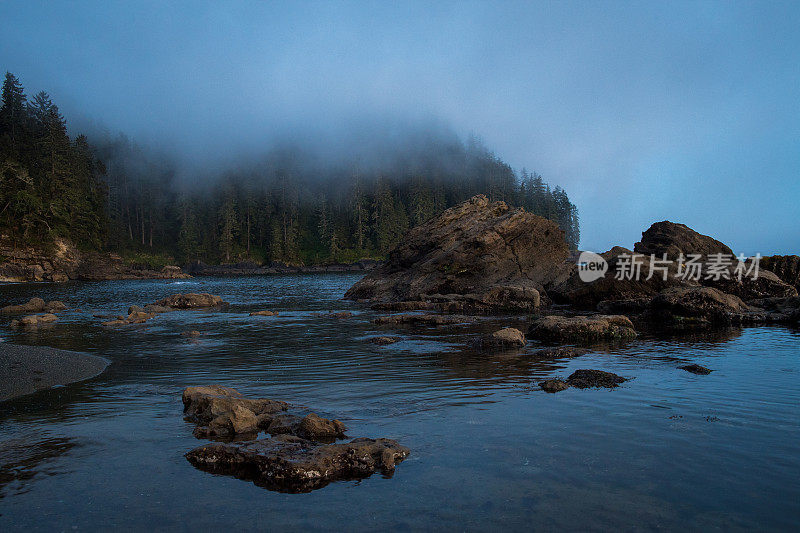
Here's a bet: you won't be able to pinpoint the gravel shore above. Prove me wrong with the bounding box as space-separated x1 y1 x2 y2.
0 343 109 401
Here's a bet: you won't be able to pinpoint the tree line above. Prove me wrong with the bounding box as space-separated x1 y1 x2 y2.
1 72 580 266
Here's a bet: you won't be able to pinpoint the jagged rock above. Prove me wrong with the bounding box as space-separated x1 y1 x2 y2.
370 336 401 345
539 379 569 393
761 255 800 291
154 293 228 309
185 435 410 493
374 313 474 326
266 413 347 441
250 310 278 316
679 364 712 375
182 385 288 438
529 315 636 342
345 195 569 311
566 369 628 389
475 327 526 350
529 346 589 358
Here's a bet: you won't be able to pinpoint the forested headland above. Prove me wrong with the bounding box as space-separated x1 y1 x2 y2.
1 72 580 267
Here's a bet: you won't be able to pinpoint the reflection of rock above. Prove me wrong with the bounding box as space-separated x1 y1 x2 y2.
185 435 410 493
183 385 288 438
153 293 228 309
475 328 526 350
345 195 569 312
0 437 76 496
566 369 628 389
529 346 589 358
529 315 636 342
370 336 400 345
375 314 474 327
539 379 569 393
679 364 712 375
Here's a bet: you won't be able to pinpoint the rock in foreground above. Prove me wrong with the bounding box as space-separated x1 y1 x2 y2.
183 385 288 438
185 435 410 493
345 194 569 312
529 315 636 342
679 364 712 375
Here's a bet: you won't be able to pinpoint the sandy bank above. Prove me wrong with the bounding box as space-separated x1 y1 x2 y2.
0 343 109 401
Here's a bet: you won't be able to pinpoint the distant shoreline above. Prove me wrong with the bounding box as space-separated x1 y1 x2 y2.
0 344 109 402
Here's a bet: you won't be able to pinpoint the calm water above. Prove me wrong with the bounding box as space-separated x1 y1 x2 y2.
0 274 798 531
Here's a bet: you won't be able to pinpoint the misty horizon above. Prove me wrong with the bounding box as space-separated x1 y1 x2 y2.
2 0 798 254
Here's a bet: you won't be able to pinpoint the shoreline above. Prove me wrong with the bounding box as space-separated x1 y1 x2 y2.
0 343 109 402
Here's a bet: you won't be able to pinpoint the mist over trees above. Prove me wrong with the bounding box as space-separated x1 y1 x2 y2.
1 72 580 265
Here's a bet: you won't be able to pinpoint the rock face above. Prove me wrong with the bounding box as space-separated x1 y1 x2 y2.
154 293 228 309
345 195 570 312
761 255 800 291
185 435 410 493
529 315 636 342
182 385 289 438
566 369 628 389
476 328 526 350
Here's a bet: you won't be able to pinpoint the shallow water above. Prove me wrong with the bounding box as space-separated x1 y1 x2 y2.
0 274 798 531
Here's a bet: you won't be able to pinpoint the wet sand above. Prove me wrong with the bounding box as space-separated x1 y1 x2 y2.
0 343 109 401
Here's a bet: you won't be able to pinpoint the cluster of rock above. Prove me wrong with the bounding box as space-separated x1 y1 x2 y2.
101 294 228 327
2 298 67 329
0 236 189 283
539 369 629 393
182 385 409 493
346 195 799 337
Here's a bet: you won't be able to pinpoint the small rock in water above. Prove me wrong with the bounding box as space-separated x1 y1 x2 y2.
566 369 628 389
529 315 637 342
370 336 401 345
153 293 228 309
183 385 289 438
266 413 347 441
679 364 712 375
529 346 589 358
539 379 569 393
250 310 278 316
476 328 526 350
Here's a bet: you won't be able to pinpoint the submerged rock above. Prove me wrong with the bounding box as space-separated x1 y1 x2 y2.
183 385 288 438
185 435 410 493
566 369 628 389
528 346 590 358
539 379 569 393
475 328 526 350
529 315 636 342
153 293 228 309
679 364 712 375
250 310 278 316
345 194 569 312
370 336 401 345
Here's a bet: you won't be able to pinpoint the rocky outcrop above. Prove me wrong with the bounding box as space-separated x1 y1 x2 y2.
185 435 410 493
182 385 288 438
475 328 526 350
529 315 636 342
1 298 66 314
0 237 190 282
566 369 628 389
761 255 800 291
345 195 570 312
633 221 733 259
153 293 228 309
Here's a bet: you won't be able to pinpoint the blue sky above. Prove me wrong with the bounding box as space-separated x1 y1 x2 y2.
1 0 798 254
